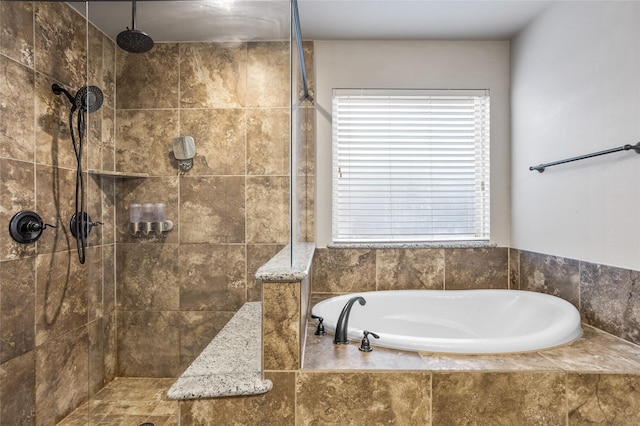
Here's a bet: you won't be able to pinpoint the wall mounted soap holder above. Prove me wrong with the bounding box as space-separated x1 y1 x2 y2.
129 203 173 238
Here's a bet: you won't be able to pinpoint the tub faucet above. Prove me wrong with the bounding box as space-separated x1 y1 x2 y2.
333 296 366 345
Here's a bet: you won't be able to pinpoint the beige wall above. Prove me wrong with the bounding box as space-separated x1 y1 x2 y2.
511 1 640 270
313 40 511 247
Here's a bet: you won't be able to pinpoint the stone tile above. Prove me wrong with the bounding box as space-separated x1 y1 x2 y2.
87 245 104 321
301 174 315 242
540 325 640 373
419 351 562 372
115 109 180 176
116 243 180 311
179 108 246 175
296 371 431 424
0 1 34 66
101 31 116 110
376 248 445 290
34 165 75 254
88 318 105 397
178 244 246 311
247 244 285 302
116 43 179 109
246 176 290 244
179 311 234 371
0 55 35 162
580 262 632 339
432 372 565 425
179 176 245 244
264 282 301 370
1 159 35 260
93 377 175 402
115 176 179 244
247 41 289 107
519 250 580 307
0 350 35 425
180 42 247 108
312 248 377 293
303 323 429 370
246 108 290 175
568 374 640 424
0 257 35 363
103 312 117 384
93 175 116 246
445 247 509 289
35 73 77 170
179 372 295 425
625 270 640 345
117 310 181 377
35 326 89 426
34 2 86 88
35 250 88 346
103 245 116 314
509 247 520 289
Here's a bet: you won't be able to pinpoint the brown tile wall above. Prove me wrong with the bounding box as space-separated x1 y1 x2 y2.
114 40 315 377
311 247 510 297
514 249 640 347
0 2 116 424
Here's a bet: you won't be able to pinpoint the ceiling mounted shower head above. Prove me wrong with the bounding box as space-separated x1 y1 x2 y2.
74 86 104 113
117 0 154 53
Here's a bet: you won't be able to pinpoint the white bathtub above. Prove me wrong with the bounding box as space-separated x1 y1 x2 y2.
311 290 582 354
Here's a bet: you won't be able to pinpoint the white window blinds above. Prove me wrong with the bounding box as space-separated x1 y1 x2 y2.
332 89 490 243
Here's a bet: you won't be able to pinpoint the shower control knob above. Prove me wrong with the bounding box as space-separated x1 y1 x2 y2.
9 211 56 244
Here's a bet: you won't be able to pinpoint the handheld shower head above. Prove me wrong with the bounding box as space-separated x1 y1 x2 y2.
51 83 75 106
74 86 104 113
52 84 103 113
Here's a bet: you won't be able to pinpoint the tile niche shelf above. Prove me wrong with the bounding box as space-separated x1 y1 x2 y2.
88 169 149 178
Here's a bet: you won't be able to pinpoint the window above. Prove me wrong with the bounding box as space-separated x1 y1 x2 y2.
332 89 490 243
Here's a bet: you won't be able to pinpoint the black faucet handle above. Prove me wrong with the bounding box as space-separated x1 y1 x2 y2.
311 315 327 336
359 330 380 352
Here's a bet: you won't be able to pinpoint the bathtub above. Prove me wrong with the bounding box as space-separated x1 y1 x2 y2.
311 290 582 354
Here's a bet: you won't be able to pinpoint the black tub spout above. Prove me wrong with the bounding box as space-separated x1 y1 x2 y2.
333 296 366 345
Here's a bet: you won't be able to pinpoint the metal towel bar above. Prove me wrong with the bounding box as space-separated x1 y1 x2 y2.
529 142 640 173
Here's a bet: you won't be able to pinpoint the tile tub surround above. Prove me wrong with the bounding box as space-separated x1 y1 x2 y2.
299 323 640 424
313 247 640 349
167 302 272 400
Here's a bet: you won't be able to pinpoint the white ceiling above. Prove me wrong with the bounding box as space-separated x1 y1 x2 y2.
72 0 552 43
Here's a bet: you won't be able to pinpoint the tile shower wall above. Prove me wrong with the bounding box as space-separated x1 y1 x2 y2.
0 2 116 425
114 41 314 377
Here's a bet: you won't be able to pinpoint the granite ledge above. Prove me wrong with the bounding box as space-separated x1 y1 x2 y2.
328 241 497 249
255 242 316 282
167 302 272 400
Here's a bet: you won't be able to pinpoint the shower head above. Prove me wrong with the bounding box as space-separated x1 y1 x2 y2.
117 0 153 53
74 86 104 113
117 28 154 53
52 84 103 113
51 83 75 105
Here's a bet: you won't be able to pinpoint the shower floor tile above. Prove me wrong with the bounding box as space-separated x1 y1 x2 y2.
57 377 177 426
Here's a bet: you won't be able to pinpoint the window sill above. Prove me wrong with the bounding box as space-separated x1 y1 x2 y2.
327 241 496 249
